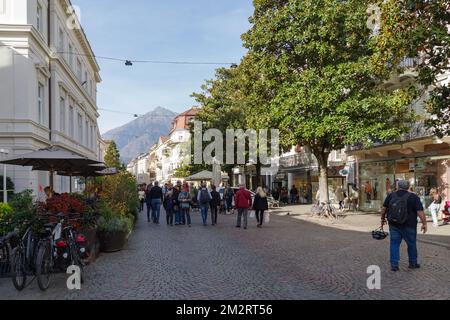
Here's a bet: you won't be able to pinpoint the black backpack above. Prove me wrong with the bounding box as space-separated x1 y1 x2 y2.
387 192 410 225
199 189 210 204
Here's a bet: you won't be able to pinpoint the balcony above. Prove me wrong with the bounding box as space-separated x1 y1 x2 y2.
279 152 318 169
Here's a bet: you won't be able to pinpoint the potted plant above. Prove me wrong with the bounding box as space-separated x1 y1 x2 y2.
97 204 133 253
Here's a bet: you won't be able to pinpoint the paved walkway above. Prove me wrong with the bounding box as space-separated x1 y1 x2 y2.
0 209 449 300
276 205 450 247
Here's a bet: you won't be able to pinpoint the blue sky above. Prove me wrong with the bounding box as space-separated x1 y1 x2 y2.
71 0 253 134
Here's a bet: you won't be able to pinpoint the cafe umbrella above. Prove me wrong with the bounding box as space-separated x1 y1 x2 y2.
56 165 117 193
0 146 102 192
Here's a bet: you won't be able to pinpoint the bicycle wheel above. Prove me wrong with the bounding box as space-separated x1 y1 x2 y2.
10 247 27 291
70 242 84 284
36 242 52 291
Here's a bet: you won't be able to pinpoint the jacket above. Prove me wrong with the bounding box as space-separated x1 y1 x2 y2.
210 191 221 207
253 194 269 211
146 186 163 203
235 188 252 209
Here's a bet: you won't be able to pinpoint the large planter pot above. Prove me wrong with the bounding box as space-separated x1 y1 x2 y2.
80 227 100 262
98 230 128 253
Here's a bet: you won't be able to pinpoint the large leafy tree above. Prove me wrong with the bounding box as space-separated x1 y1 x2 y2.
192 54 277 186
375 0 450 137
104 141 122 170
242 0 417 202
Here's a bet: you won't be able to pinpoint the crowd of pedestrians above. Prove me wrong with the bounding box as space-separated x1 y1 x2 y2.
137 182 270 229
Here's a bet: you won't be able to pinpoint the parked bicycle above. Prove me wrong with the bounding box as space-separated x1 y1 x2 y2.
35 213 87 291
312 201 340 219
10 218 45 291
0 222 19 276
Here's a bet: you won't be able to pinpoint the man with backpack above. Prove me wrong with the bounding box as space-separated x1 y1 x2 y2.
197 183 212 226
235 184 253 230
380 180 427 272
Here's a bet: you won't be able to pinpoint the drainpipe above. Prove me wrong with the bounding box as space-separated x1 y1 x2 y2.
47 0 52 142
48 0 54 190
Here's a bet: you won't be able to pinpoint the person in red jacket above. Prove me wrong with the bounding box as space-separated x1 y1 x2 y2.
235 184 253 230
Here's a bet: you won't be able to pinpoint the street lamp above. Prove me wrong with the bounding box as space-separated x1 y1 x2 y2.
0 149 9 203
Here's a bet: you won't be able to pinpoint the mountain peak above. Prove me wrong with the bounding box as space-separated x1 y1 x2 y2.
102 107 178 163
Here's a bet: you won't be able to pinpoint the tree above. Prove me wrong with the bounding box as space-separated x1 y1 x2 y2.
104 141 122 170
374 0 450 137
242 0 417 203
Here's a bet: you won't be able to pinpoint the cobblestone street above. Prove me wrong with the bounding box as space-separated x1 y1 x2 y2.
1 209 449 300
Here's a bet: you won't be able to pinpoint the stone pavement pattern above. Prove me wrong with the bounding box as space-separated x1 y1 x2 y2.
0 209 449 300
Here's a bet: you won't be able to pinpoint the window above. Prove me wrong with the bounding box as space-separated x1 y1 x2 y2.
68 43 73 67
36 3 42 32
76 59 82 80
69 105 74 137
58 28 64 52
85 120 89 146
59 97 66 133
38 83 44 125
90 80 94 96
78 113 83 143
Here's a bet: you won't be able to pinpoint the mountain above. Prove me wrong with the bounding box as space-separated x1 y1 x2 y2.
102 107 177 164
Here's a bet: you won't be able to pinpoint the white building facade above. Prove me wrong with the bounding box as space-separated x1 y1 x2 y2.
0 0 101 195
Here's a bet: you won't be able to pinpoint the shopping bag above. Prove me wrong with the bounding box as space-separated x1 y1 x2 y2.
264 212 270 224
249 211 256 219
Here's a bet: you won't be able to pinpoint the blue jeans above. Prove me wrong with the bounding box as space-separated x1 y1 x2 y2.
200 204 209 225
174 209 182 225
389 225 418 267
181 208 191 226
146 202 153 221
151 199 162 223
291 194 297 204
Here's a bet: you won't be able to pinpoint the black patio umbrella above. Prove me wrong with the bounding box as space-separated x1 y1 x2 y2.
0 146 102 192
56 165 118 193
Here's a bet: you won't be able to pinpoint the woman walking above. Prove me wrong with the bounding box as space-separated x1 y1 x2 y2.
253 187 269 228
163 185 175 226
138 186 146 212
429 189 443 227
178 183 192 227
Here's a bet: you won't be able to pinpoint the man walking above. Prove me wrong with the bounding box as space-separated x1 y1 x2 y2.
210 185 221 226
197 183 212 226
380 180 427 272
235 184 252 230
148 181 164 224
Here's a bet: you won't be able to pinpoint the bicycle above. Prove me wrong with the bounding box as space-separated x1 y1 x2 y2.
312 201 339 220
35 213 85 291
0 222 19 277
10 218 46 291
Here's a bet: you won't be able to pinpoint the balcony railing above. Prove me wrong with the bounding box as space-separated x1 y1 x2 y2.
399 57 420 69
346 122 433 153
279 153 318 168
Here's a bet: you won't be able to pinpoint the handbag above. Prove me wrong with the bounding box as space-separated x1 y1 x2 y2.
264 212 270 224
249 211 256 219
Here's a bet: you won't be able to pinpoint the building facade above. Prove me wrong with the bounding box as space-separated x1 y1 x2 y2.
0 0 101 195
348 60 450 211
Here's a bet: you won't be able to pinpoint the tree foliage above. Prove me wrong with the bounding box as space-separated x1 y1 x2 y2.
104 141 122 170
242 0 417 201
375 0 450 136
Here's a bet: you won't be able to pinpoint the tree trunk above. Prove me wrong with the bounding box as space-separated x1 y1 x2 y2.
315 152 330 204
255 162 262 188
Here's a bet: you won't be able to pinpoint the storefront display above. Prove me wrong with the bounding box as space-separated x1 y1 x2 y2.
359 161 395 210
359 156 450 211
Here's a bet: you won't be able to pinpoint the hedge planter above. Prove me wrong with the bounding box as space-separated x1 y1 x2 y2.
80 228 100 262
99 230 128 253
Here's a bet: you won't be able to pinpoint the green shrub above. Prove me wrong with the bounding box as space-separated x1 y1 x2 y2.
0 202 13 234
97 203 133 233
100 171 139 220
